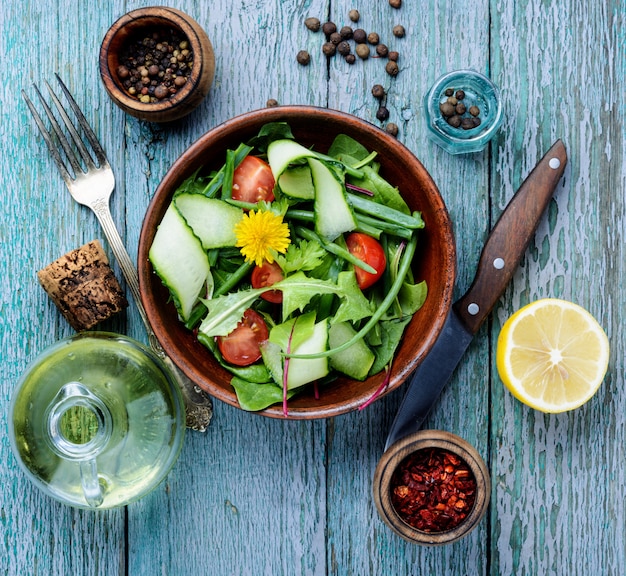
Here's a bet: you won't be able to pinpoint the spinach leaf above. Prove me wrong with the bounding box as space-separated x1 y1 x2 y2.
231 378 295 411
369 316 412 376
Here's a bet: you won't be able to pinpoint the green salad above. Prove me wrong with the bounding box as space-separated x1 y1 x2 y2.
149 123 427 414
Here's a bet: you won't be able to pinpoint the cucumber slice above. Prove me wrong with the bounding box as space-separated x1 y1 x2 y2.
149 204 210 321
329 321 375 380
308 157 357 241
174 194 244 249
267 139 318 180
277 165 315 200
285 319 329 389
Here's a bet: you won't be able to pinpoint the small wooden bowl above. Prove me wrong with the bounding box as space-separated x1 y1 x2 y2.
138 106 456 419
99 7 215 123
373 430 490 545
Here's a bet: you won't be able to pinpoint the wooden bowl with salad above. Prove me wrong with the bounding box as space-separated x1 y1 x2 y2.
138 106 456 419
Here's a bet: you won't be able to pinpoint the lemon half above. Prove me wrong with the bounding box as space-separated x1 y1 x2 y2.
496 298 610 413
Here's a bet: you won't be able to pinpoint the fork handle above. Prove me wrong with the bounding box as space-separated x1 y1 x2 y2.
92 203 213 431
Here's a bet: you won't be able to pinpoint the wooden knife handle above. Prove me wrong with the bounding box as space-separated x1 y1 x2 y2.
453 140 567 334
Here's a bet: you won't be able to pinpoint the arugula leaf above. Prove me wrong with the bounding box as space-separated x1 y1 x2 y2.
278 271 343 318
332 271 373 325
231 377 295 411
275 240 326 275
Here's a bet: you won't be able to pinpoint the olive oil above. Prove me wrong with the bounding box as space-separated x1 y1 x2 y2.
9 333 185 508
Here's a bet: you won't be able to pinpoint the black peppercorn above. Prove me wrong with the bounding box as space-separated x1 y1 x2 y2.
392 25 406 38
461 117 475 130
445 88 454 97
353 28 367 43
388 51 399 62
385 122 399 137
447 115 462 128
376 106 390 121
356 44 370 59
372 84 386 99
367 32 380 45
297 50 311 65
455 102 466 115
340 26 353 39
337 41 351 56
385 61 399 76
266 98 279 107
455 89 465 100
322 42 336 56
330 32 342 45
349 9 360 22
322 21 337 36
389 0 402 7
439 102 455 117
469 105 480 117
376 44 389 57
305 17 321 32
345 54 356 64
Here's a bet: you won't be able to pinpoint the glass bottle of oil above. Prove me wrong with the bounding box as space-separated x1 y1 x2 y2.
9 332 186 509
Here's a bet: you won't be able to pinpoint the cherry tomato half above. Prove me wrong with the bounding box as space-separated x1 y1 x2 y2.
251 261 284 303
232 156 275 203
217 308 269 366
345 232 387 290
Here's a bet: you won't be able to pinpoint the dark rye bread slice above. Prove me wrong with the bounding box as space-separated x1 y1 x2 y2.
37 240 128 331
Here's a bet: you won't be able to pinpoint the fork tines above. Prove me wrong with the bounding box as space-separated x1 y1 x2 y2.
22 74 107 184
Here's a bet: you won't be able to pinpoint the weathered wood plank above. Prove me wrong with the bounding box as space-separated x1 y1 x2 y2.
490 0 625 574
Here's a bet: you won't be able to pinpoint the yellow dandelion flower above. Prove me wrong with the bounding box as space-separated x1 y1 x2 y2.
234 209 291 266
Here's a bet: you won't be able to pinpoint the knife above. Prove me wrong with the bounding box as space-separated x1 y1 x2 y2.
384 140 567 451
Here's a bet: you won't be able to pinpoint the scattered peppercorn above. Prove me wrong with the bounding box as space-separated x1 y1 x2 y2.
367 32 380 45
296 50 311 65
322 21 337 36
266 98 279 107
117 28 194 103
330 32 342 45
322 42 336 56
304 17 321 32
348 9 360 22
392 25 405 38
345 53 356 65
385 122 399 137
390 448 477 533
353 28 367 43
376 106 390 121
356 43 370 59
340 26 354 39
376 44 389 57
337 41 351 56
389 0 402 7
385 61 399 76
372 84 386 99
388 51 399 62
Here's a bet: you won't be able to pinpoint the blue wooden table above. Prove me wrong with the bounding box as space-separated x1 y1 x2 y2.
1 1 624 574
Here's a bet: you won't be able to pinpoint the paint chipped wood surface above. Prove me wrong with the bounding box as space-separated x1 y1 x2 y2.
1 0 624 574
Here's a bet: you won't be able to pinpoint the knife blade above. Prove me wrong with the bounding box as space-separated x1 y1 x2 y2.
384 140 567 451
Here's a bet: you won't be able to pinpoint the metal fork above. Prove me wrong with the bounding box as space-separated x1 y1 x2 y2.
23 73 212 431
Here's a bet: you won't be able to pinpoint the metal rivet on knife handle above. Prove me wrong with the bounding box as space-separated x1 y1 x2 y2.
549 157 561 169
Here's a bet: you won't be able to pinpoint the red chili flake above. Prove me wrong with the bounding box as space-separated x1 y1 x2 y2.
390 448 477 533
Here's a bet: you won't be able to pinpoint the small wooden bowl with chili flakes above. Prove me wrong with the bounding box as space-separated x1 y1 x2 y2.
99 7 215 123
373 430 490 545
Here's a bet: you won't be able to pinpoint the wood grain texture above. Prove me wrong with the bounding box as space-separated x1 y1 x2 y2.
0 0 624 574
